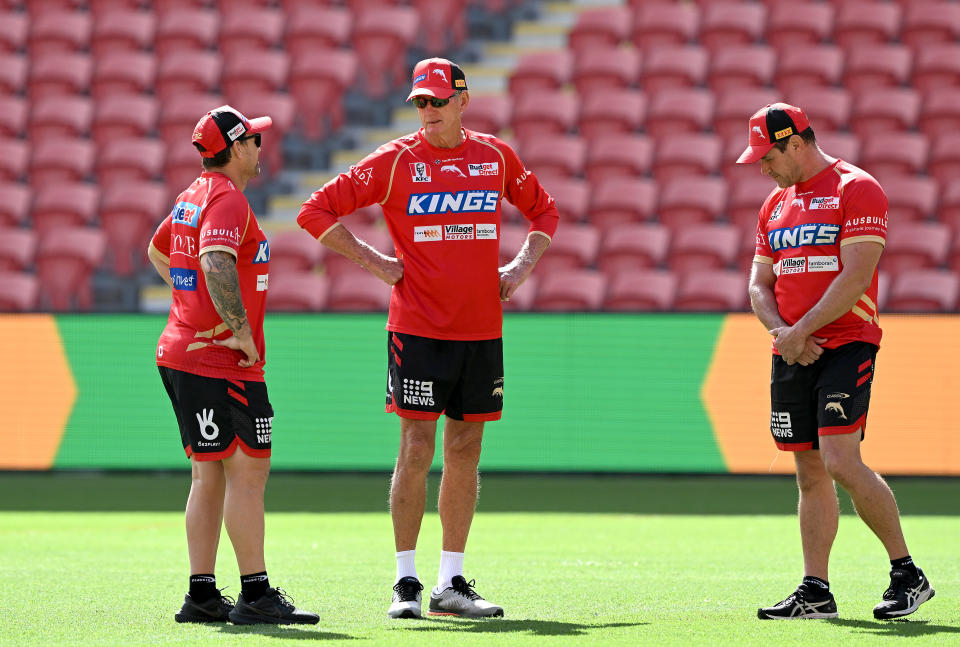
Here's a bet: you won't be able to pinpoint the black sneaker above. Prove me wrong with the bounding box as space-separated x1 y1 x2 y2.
174 591 235 623
758 585 838 620
428 575 504 618
387 576 424 619
227 587 319 625
873 568 935 619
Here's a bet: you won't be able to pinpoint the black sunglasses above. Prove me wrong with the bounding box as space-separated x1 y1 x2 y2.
412 96 454 109
239 133 261 147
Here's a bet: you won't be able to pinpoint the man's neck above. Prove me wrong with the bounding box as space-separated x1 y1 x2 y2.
424 128 465 149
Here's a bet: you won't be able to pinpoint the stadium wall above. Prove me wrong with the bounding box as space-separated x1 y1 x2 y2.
2 313 957 475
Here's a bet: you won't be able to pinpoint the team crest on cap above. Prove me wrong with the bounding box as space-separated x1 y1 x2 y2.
432 68 448 83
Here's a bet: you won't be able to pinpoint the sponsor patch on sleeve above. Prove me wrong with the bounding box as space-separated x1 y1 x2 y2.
256 274 269 291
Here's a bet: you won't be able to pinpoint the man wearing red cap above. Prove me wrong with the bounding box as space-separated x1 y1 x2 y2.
741 103 934 620
298 58 559 619
148 105 318 625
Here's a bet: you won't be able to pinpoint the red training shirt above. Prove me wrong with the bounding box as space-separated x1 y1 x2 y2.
150 171 271 381
754 159 887 349
297 128 560 340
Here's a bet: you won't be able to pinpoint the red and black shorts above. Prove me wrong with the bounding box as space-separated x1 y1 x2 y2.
385 332 504 422
159 366 273 461
769 341 877 451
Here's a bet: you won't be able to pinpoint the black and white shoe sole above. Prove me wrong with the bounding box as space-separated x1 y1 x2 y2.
874 587 935 619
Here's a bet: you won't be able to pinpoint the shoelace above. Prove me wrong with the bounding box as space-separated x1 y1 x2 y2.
451 578 483 601
393 578 423 602
270 587 296 611
216 587 236 607
882 571 916 600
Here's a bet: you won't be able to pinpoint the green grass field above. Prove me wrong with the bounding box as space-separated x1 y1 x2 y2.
2 474 957 646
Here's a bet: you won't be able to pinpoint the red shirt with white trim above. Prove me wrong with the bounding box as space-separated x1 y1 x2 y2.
754 159 887 349
150 171 271 381
298 128 560 340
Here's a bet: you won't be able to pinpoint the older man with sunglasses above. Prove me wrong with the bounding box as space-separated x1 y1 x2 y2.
298 58 559 619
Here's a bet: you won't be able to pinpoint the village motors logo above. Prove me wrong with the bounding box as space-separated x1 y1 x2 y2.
444 224 474 240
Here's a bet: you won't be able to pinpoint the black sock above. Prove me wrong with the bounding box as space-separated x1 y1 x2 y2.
240 571 270 601
189 574 217 603
891 556 920 579
801 576 830 596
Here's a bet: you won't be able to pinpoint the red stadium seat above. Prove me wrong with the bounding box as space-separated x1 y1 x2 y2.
912 44 960 93
0 227 34 272
28 95 92 144
881 222 949 274
519 135 586 181
28 11 91 55
698 2 766 54
860 133 929 179
0 96 26 139
816 131 861 166
284 6 351 58
155 51 222 103
0 142 27 183
641 45 708 92
850 88 920 138
842 44 912 94
288 49 357 138
411 0 468 52
673 269 748 311
728 176 777 231
0 11 27 53
572 48 640 95
652 134 722 182
31 183 99 240
645 89 714 141
93 94 159 148
632 2 698 54
219 6 285 57
159 92 225 146
162 140 205 198
597 224 670 274
92 51 156 101
100 181 168 275
588 176 658 231
266 272 328 312
542 178 590 224
782 87 852 133
0 53 26 95
30 138 95 186
736 224 761 271
508 50 573 97
36 227 107 311
154 0 213 13
326 272 391 312
577 89 646 140
0 183 30 228
775 45 844 96
568 7 631 53
221 50 289 100
886 270 958 312
832 2 902 50
0 272 39 312
91 10 155 57
919 88 960 140
939 182 960 230
532 269 607 311
532 224 600 276
511 91 578 142
668 223 740 273
585 134 653 182
927 134 960 186
322 224 394 279
657 177 727 231
876 270 891 312
462 94 511 136
28 52 92 100
155 9 218 58
266 229 323 275
901 2 960 50
708 45 776 93
883 175 938 222
713 88 781 140
350 6 419 98
602 269 677 311
90 0 146 13
766 2 833 50
501 275 538 312
97 138 165 190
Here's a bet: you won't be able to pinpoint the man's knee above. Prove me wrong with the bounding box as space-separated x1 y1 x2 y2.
397 423 437 472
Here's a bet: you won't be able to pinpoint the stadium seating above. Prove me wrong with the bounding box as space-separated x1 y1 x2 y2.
31 183 99 240
0 52 26 96
510 91 578 142
832 2 902 50
571 48 641 96
886 269 959 312
708 45 776 93
28 52 92 100
350 6 419 99
656 177 727 231
219 6 285 57
92 51 156 101
588 177 657 231
326 272 391 311
851 88 921 138
284 6 351 59
860 133 929 179
775 45 844 96
509 50 573 97
498 224 530 268
154 8 218 58
919 88 960 140
713 87 781 140
698 2 766 54
0 272 39 312
912 44 960 93
155 51 222 102
765 2 833 50
99 181 168 276
652 133 722 182
816 131 861 166
98 137 165 188
938 182 960 231
532 269 607 311
322 224 394 278
0 227 36 272
668 224 741 274
159 92 225 146
229 91 295 175
0 12 27 53
0 183 30 228
0 96 26 140
783 87 852 133
541 178 589 224
645 88 714 141
91 10 155 58
673 269 748 311
927 134 960 186
266 272 328 312
29 10 91 55
36 227 107 311
568 7 631 54
631 2 698 54
411 0 468 53
531 224 600 276
162 141 205 198
602 269 678 311
842 44 912 94
28 95 93 145
267 229 323 275
221 50 290 102
882 175 938 222
520 135 586 180
576 89 646 140
597 223 670 274
641 45 708 91
30 138 95 186
585 134 653 182
728 176 776 230
501 275 538 312
901 1 960 49
881 222 950 275
288 49 357 139
93 94 159 149
0 142 27 183
461 94 511 136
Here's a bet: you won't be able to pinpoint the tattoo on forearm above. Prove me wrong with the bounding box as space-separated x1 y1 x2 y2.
201 251 249 333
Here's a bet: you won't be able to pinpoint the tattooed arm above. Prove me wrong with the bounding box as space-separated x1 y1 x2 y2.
200 250 259 368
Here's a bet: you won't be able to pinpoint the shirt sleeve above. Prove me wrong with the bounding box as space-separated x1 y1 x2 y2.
502 143 560 239
199 190 250 258
840 177 888 247
150 215 172 260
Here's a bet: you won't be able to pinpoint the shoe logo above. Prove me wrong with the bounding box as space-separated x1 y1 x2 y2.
196 408 219 440
826 392 849 399
825 402 847 420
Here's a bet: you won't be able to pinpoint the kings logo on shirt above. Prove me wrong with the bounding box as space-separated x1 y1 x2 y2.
407 190 499 215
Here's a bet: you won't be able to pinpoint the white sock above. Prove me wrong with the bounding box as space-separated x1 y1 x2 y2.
396 550 417 583
436 550 464 592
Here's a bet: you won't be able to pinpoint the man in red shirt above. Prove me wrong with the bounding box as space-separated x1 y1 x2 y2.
742 103 934 620
298 58 559 619
148 105 318 625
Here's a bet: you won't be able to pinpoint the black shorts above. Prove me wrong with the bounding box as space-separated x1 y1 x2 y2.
769 341 877 451
385 332 504 422
159 366 273 461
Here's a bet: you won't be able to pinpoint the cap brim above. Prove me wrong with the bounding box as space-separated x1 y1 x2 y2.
246 116 272 134
736 143 774 164
407 86 457 101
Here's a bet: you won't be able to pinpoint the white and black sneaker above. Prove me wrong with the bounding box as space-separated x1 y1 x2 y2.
428 575 504 618
388 576 424 619
873 568 935 619
758 585 838 619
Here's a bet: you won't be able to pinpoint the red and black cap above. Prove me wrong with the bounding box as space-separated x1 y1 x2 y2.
192 105 272 158
736 103 811 164
406 57 467 101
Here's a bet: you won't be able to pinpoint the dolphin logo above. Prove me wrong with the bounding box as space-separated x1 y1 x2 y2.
791 197 806 211
441 164 466 177
432 68 448 83
752 126 766 140
825 402 847 420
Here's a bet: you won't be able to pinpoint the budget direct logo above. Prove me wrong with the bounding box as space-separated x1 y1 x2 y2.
407 190 499 215
468 162 499 176
172 201 201 227
414 225 443 242
170 267 198 291
444 224 474 240
809 196 840 210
